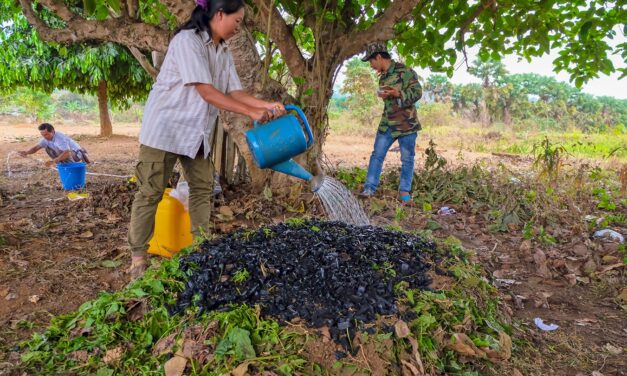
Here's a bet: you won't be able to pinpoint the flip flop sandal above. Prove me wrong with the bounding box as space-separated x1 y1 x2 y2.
127 260 148 280
399 194 412 203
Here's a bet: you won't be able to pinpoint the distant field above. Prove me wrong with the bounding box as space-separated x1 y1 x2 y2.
330 110 627 162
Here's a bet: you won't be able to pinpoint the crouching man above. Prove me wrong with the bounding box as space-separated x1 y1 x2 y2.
19 123 90 166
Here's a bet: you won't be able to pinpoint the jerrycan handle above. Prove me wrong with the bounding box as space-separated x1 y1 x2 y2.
284 104 314 148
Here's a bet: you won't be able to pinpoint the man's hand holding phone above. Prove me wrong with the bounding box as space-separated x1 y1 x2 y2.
377 85 400 99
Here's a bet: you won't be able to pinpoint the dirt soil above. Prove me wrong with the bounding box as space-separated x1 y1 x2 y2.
0 122 625 375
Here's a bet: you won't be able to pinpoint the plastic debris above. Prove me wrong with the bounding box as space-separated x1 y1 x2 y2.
534 317 559 331
495 278 519 287
67 192 90 201
437 207 456 215
509 177 521 184
169 181 189 211
593 229 624 243
213 173 223 196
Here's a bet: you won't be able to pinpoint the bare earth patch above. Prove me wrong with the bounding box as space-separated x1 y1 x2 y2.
0 122 625 375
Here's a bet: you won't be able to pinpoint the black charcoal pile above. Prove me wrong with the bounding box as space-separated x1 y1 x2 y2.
172 220 437 347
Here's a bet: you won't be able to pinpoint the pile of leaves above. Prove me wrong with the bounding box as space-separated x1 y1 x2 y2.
173 219 437 348
17 221 512 375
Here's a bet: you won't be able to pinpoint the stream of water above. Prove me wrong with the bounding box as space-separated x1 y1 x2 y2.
314 176 370 226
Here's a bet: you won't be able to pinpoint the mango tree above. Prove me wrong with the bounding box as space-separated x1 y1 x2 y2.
12 0 625 182
0 1 152 136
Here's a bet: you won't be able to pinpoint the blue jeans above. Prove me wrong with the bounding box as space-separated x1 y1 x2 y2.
364 128 417 193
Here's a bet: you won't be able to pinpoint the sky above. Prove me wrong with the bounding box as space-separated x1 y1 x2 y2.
417 45 626 99
335 36 626 100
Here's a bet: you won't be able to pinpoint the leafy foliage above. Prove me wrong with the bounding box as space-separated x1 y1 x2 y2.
339 58 381 126
18 229 512 375
0 2 152 110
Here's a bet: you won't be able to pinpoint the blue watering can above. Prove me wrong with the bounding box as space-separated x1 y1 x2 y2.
246 105 324 191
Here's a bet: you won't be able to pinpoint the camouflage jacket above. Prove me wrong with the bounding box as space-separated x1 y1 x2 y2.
378 61 422 138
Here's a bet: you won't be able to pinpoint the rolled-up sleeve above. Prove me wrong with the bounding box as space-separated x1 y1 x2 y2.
225 52 242 93
175 34 213 86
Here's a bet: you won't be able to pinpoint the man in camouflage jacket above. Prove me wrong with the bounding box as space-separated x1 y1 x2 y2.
360 42 422 202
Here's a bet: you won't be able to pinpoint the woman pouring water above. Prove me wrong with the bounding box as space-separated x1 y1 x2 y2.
128 0 285 278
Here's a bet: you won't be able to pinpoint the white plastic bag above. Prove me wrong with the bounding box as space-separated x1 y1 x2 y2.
169 181 189 211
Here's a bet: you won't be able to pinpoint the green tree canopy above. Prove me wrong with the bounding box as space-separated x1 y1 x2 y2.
0 0 153 135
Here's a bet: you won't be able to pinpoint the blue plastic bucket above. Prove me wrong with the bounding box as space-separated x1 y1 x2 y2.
57 162 86 190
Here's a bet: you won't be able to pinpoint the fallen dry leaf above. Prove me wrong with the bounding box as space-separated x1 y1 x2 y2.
153 333 178 357
583 258 598 275
68 350 89 362
216 206 235 221
572 243 590 257
565 273 577 286
449 333 486 358
394 320 411 338
164 352 187 376
574 318 598 326
482 332 511 362
0 287 9 298
319 326 332 343
126 298 148 322
576 276 590 284
28 295 41 303
498 331 512 361
230 361 251 376
519 240 532 254
103 346 123 365
401 359 422 376
78 230 94 239
599 263 625 274
533 249 546 265
618 287 627 302
603 343 623 355
5 292 17 301
406 336 426 375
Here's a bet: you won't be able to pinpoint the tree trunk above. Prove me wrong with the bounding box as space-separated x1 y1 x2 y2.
224 27 291 192
97 80 113 137
503 104 512 125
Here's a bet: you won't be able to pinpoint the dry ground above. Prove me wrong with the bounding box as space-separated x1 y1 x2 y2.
0 121 625 375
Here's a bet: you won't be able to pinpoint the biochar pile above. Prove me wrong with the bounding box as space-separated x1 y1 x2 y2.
173 220 437 346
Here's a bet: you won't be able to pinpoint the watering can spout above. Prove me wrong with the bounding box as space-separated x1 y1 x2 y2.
270 159 313 183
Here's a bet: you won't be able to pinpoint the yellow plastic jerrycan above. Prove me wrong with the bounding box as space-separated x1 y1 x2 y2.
148 188 193 258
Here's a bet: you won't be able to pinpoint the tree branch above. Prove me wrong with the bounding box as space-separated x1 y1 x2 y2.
127 0 139 19
19 0 170 52
37 0 76 22
250 0 306 78
335 0 422 62
129 47 158 78
458 0 496 38
457 0 496 68
160 0 196 24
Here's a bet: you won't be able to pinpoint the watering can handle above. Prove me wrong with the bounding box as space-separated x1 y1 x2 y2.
284 105 314 148
252 105 314 148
